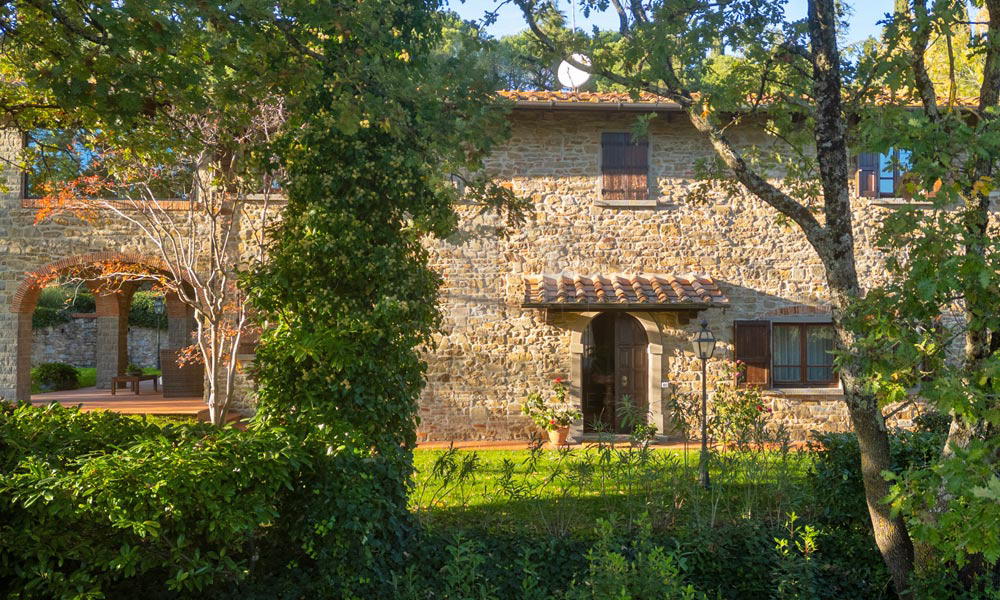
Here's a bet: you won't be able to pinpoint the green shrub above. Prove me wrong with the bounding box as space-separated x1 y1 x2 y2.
31 287 166 330
914 410 952 435
807 429 945 527
0 403 411 600
0 404 302 598
31 286 95 329
128 291 167 329
564 518 705 600
32 363 79 391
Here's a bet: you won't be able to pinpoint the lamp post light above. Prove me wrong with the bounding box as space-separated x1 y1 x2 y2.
692 319 716 489
153 296 165 371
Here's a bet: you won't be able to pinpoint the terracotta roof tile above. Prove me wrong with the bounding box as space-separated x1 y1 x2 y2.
523 273 727 308
500 89 983 109
499 90 671 104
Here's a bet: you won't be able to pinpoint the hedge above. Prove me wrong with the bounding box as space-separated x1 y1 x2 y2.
0 403 409 599
31 287 166 330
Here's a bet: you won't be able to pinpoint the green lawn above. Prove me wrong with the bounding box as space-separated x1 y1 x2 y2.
411 444 813 535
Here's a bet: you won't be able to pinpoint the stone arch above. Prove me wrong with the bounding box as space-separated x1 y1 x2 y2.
11 251 195 401
564 311 667 440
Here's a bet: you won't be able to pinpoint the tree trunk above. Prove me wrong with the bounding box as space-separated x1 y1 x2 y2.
843 367 917 595
808 0 917 590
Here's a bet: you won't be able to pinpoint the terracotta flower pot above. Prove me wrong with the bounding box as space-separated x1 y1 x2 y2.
548 425 570 447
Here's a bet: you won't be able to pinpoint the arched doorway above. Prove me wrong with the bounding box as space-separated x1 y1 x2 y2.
581 312 648 433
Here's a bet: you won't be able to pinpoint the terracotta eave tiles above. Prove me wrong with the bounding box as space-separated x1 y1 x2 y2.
523 273 728 307
498 89 982 110
498 90 669 104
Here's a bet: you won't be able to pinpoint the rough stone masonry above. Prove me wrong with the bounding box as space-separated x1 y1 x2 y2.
0 94 924 440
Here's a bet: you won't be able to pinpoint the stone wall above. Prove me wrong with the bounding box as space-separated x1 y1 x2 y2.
419 108 925 443
0 125 260 401
31 318 97 366
0 109 959 441
31 318 169 369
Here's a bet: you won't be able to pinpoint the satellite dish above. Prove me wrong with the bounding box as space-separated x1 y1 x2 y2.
557 54 591 89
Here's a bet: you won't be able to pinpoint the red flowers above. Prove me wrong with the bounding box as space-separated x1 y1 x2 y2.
555 377 563 383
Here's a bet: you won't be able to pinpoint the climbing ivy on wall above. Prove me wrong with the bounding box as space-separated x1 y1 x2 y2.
245 2 521 594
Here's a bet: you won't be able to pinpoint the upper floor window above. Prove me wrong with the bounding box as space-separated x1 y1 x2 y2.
733 320 838 388
23 129 102 199
24 129 201 201
857 149 911 198
601 132 648 200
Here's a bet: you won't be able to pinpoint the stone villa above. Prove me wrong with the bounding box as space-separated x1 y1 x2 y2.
0 91 923 441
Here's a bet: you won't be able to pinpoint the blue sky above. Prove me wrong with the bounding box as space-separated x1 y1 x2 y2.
449 0 896 44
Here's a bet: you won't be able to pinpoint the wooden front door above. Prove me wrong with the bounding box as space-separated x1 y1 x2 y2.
614 314 647 431
582 313 649 433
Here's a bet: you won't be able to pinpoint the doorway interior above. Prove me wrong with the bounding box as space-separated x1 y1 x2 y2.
581 312 649 433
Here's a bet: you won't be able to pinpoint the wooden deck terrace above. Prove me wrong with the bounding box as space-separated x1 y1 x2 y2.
31 379 207 419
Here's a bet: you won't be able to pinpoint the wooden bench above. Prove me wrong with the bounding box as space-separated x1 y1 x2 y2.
111 374 158 395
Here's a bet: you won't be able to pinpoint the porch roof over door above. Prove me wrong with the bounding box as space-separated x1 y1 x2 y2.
522 273 728 311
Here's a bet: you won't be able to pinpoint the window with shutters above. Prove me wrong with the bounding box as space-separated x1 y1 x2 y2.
733 320 838 388
856 149 912 198
601 132 649 200
772 323 837 386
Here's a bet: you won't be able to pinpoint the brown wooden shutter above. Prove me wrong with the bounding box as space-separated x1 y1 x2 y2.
734 320 771 387
856 153 878 198
602 132 648 200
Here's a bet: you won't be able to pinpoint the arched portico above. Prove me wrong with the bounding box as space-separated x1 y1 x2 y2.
10 252 195 402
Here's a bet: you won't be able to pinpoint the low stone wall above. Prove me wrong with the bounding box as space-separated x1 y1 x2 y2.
31 317 167 369
31 318 97 366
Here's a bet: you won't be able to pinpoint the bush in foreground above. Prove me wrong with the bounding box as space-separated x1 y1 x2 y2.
0 403 409 599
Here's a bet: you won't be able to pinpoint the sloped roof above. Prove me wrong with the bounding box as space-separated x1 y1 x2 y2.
499 90 684 111
523 273 727 310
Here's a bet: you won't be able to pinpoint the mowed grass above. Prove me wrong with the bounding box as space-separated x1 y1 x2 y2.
410 444 814 535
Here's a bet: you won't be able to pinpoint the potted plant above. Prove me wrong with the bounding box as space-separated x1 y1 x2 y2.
521 378 581 446
126 363 144 377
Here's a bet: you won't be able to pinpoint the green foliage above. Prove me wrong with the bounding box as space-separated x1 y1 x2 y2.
565 518 704 600
393 515 890 600
710 360 788 450
914 410 952 435
246 4 523 593
31 286 95 329
30 287 163 330
128 291 167 329
808 430 945 527
1 403 430 600
438 534 499 600
0 403 285 597
886 437 1000 575
31 362 79 392
521 379 581 430
773 512 819 600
